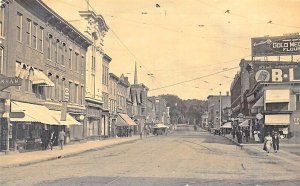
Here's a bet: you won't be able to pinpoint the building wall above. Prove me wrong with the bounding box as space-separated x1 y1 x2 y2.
207 95 231 129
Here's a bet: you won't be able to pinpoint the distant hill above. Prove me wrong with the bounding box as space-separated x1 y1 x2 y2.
159 94 207 125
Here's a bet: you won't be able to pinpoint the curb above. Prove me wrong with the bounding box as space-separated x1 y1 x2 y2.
1 138 140 169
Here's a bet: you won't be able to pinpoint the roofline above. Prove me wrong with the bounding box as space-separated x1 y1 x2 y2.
37 0 92 46
103 53 112 62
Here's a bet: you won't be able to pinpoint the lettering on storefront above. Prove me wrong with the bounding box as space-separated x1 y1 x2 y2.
293 117 300 124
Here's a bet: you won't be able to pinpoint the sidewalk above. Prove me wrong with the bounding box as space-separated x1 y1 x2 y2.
0 136 140 168
222 133 300 168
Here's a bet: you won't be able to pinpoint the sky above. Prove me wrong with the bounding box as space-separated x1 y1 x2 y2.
44 0 300 100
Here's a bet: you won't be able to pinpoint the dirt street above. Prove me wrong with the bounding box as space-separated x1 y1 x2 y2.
1 126 300 186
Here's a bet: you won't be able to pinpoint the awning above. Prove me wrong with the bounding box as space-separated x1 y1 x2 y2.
239 119 249 127
10 101 58 125
30 70 54 87
153 123 169 129
221 122 232 129
15 62 54 87
265 89 290 103
119 113 137 126
116 113 137 126
252 96 264 108
116 114 129 126
265 114 290 125
49 110 81 125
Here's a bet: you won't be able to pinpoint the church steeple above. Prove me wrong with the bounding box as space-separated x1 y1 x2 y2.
134 61 138 84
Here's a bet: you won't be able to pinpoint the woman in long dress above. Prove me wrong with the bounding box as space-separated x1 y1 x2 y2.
264 133 273 153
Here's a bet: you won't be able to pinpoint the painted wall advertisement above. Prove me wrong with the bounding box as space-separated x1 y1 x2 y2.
253 63 300 83
251 35 300 56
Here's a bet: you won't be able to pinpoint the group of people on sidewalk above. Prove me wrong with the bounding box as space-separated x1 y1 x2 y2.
40 129 66 151
263 131 280 153
231 127 250 144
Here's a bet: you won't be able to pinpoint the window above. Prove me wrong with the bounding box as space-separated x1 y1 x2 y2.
74 84 78 104
32 23 37 49
38 27 43 52
16 12 22 41
53 39 58 63
91 73 95 97
68 81 72 103
80 86 84 105
75 52 79 72
61 43 66 66
296 94 300 110
81 56 84 75
0 7 4 37
47 34 52 60
266 102 289 111
69 48 72 69
26 19 31 46
0 47 3 74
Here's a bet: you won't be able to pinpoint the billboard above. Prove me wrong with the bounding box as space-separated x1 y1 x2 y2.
251 35 300 56
253 62 300 83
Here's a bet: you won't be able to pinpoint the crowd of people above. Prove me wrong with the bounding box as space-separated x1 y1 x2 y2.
40 128 66 150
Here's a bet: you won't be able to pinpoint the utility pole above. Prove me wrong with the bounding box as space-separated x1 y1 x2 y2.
219 91 222 128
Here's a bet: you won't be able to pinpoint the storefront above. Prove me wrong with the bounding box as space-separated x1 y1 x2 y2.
115 113 137 137
7 101 81 151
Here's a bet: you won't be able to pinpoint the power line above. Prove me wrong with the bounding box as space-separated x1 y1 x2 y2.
150 66 239 91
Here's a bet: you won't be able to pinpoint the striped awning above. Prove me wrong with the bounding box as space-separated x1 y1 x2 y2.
10 101 58 125
48 110 81 125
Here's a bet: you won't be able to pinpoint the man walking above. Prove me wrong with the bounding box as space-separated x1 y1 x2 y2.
272 132 280 153
58 129 66 150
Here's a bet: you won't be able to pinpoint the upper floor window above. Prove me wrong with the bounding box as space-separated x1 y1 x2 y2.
75 52 79 72
47 34 52 60
32 23 37 49
38 27 43 52
0 47 3 74
16 12 22 41
53 39 58 63
266 102 289 111
0 7 4 37
61 43 66 66
26 19 31 46
69 48 72 69
81 56 84 75
296 94 300 110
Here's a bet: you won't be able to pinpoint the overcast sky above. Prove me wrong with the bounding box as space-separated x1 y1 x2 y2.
45 0 300 100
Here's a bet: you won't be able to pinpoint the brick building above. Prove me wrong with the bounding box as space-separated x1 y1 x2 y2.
0 0 91 151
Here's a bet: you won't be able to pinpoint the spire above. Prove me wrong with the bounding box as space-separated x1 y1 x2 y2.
134 61 138 84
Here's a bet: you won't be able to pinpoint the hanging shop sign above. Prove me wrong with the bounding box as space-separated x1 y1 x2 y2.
251 35 300 57
0 75 22 91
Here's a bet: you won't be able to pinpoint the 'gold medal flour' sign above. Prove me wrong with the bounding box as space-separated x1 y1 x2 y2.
251 35 300 56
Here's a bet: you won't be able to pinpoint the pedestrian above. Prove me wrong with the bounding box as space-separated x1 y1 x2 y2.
254 131 260 143
140 131 143 139
58 129 66 150
49 130 56 150
264 133 273 153
272 132 280 153
232 129 236 139
41 128 50 150
244 128 249 142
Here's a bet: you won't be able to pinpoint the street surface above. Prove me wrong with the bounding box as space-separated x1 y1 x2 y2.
1 126 300 186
